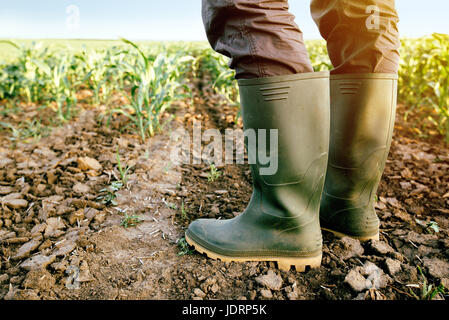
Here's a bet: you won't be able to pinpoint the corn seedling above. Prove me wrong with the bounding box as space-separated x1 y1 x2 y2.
116 147 133 186
177 237 194 256
98 181 123 206
162 198 178 210
110 38 193 140
399 34 449 144
408 266 446 300
180 201 187 219
120 213 143 228
415 219 440 234
207 164 221 182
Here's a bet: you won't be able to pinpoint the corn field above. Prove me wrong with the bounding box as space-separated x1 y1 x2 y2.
0 34 448 143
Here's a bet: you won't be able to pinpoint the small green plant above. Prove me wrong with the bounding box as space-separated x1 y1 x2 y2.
164 161 172 173
116 147 133 186
97 181 123 206
415 219 440 234
162 198 178 210
177 237 194 256
409 266 446 300
0 119 50 146
207 164 221 182
110 38 192 140
120 213 143 228
180 201 187 219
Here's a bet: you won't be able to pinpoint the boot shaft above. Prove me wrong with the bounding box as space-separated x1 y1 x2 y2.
321 73 398 239
238 72 330 224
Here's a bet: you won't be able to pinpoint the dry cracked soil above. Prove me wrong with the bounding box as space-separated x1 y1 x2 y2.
0 77 448 300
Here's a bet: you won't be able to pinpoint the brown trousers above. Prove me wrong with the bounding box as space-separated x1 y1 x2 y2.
202 0 400 79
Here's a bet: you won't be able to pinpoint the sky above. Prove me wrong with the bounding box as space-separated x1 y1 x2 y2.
0 0 448 40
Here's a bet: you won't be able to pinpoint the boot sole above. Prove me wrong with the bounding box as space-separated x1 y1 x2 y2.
321 227 379 242
185 234 322 272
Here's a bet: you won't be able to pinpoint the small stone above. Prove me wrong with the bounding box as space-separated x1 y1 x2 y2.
9 275 23 285
47 171 57 185
4 219 12 228
51 260 68 273
400 182 412 190
3 237 29 244
77 157 102 172
369 240 395 256
20 254 56 271
68 210 85 225
73 183 90 194
193 288 206 298
385 258 402 276
391 252 406 262
84 208 99 221
345 268 369 292
260 289 273 298
255 270 283 291
361 261 391 289
94 212 106 224
56 205 75 216
3 198 28 209
334 237 364 260
210 206 220 215
210 283 219 294
423 257 449 280
0 186 14 195
0 274 9 283
38 239 53 251
0 158 13 168
0 230 16 241
30 223 46 235
44 217 66 238
12 237 42 260
78 260 95 282
36 184 46 194
214 190 228 195
54 239 77 257
287 288 298 300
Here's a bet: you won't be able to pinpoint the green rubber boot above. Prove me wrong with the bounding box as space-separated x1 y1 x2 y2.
320 73 398 241
186 72 330 272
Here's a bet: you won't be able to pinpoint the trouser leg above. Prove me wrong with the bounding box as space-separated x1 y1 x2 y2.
202 0 314 79
310 0 400 74
313 1 400 240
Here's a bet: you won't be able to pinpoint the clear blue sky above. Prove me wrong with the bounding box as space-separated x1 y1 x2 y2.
0 0 447 40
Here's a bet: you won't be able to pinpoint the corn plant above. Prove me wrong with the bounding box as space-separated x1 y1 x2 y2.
409 266 446 300
110 38 193 140
120 213 143 228
76 47 128 104
177 237 194 256
116 146 133 186
207 164 221 182
0 41 51 103
31 53 78 121
306 40 333 72
195 49 241 120
399 33 449 144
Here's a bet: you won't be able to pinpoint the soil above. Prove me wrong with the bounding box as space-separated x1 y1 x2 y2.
0 75 448 300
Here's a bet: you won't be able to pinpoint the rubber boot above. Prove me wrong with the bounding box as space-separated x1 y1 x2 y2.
320 73 398 241
186 71 330 272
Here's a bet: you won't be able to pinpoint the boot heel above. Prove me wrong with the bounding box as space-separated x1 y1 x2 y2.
276 255 322 272
321 227 379 242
